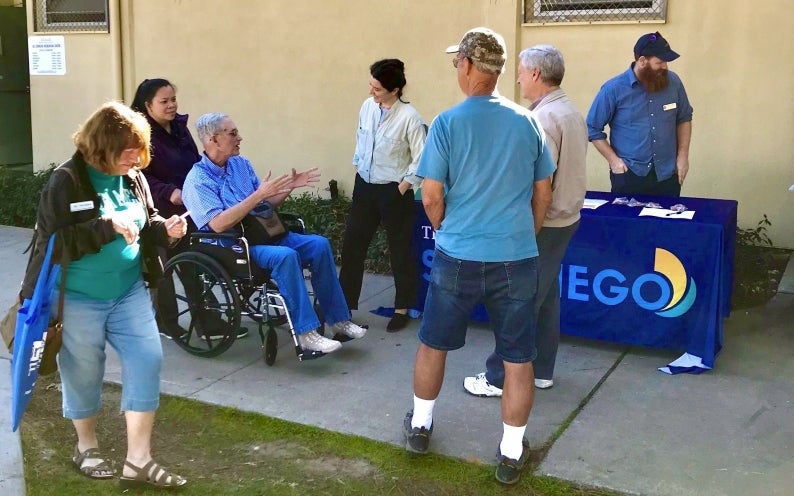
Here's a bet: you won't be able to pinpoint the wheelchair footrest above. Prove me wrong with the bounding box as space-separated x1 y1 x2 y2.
297 347 326 361
331 332 354 343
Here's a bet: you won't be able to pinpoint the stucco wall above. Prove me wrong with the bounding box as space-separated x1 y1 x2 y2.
519 0 794 247
124 0 520 198
24 0 794 246
26 0 122 167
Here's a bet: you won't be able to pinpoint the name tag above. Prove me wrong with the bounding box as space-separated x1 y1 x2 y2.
663 103 677 111
69 200 94 212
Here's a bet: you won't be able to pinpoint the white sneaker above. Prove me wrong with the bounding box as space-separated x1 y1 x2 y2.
331 320 367 339
462 372 503 398
298 330 342 353
534 378 554 389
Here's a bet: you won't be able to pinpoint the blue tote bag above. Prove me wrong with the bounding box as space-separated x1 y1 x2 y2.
11 233 61 432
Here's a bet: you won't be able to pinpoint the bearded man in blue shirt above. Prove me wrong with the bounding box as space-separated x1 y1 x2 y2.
587 32 693 197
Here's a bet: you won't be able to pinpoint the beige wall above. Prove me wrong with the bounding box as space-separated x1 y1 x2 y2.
25 0 794 247
519 0 794 247
26 0 122 167
123 0 519 198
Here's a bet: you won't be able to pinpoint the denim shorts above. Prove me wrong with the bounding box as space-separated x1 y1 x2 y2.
418 249 539 363
55 278 162 419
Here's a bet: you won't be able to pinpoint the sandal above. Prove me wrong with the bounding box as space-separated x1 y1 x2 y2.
72 444 116 479
119 459 187 489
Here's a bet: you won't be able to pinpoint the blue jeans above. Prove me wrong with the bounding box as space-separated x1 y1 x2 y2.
485 222 579 387
56 278 162 419
250 231 350 334
418 249 539 363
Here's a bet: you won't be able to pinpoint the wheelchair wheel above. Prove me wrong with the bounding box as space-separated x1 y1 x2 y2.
162 251 241 358
263 328 278 366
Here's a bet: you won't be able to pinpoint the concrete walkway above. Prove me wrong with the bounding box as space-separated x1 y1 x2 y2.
1 224 793 495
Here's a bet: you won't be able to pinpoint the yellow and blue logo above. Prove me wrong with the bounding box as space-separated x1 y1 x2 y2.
652 248 697 318
563 247 696 318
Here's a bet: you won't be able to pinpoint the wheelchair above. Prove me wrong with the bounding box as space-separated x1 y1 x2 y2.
158 213 349 365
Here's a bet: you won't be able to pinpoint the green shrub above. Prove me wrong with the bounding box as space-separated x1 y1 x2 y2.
736 214 773 247
0 171 393 275
733 214 791 308
281 191 392 274
0 165 55 228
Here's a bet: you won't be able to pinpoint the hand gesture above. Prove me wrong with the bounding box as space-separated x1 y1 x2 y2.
164 214 188 238
111 215 140 245
257 171 293 201
290 167 321 189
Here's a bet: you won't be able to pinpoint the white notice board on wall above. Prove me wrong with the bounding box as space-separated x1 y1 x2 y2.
28 36 66 76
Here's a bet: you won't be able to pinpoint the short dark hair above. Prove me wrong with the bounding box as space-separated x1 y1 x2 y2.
370 59 407 100
131 78 174 116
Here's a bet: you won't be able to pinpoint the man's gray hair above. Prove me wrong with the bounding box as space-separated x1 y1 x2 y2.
519 45 565 86
195 112 229 144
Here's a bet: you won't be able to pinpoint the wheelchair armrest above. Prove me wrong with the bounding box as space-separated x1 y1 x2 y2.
189 231 240 242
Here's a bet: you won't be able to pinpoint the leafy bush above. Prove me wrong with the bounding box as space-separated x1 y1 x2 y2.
736 214 773 247
732 214 791 308
281 191 392 274
0 171 393 275
0 165 55 228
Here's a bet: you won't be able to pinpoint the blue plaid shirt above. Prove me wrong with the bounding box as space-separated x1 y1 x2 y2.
182 153 261 231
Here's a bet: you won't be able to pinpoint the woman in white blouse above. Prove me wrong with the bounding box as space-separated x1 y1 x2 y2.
339 59 427 332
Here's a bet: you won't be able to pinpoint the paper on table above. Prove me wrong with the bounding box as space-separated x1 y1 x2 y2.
639 207 695 219
582 198 608 209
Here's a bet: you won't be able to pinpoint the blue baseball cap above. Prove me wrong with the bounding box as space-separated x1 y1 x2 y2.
634 32 679 61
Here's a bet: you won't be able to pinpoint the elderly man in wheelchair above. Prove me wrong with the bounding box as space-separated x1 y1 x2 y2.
170 112 366 362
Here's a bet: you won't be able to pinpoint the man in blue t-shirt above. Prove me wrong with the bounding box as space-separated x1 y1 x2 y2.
587 31 693 197
401 27 555 485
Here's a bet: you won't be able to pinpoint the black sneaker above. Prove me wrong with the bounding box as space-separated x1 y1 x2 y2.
495 437 530 485
403 410 433 454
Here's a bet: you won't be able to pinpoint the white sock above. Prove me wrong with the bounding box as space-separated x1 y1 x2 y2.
499 423 527 460
411 395 435 429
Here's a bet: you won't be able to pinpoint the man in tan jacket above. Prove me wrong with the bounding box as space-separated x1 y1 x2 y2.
464 44 587 395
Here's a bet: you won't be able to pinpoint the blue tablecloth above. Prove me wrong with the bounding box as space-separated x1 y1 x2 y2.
411 192 737 374
561 192 736 374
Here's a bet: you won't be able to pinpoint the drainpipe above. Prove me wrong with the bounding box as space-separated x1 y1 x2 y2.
118 0 135 104
109 0 134 103
108 0 122 100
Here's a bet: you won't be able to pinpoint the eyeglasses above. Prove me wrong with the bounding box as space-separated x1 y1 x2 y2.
217 129 239 138
636 32 660 57
452 55 469 68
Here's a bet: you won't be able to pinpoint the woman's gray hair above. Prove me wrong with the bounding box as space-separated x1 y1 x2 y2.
519 45 565 86
195 112 229 144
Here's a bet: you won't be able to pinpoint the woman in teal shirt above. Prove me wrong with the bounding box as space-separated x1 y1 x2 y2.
21 102 188 489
